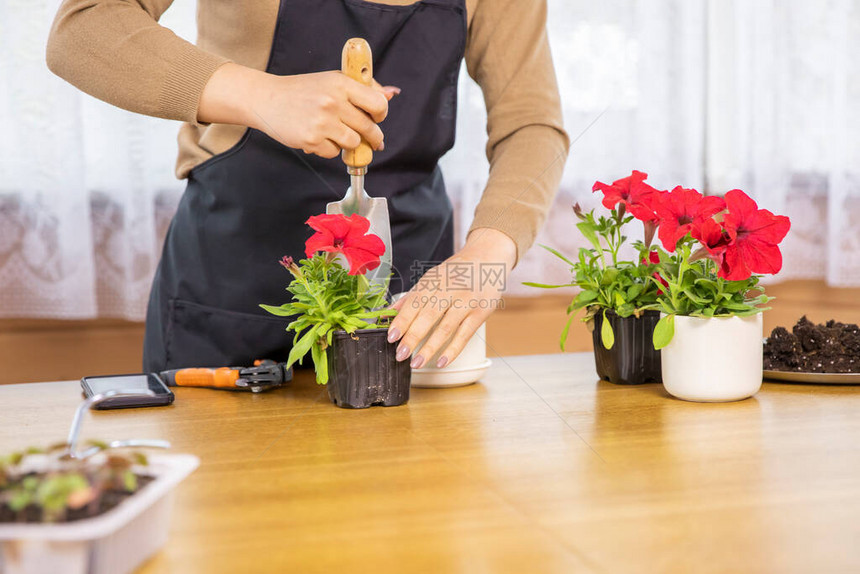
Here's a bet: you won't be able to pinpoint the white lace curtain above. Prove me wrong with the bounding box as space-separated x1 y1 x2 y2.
1 0 857 319
0 1 193 319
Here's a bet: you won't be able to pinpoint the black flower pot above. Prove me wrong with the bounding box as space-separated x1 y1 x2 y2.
327 328 411 408
591 310 662 385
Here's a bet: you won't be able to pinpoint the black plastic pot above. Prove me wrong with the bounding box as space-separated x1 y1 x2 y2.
326 328 411 409
591 310 662 385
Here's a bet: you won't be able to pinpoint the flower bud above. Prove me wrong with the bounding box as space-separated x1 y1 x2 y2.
643 220 657 248
279 255 301 276
688 246 718 264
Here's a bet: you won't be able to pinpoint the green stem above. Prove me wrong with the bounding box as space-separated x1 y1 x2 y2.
598 240 607 270
611 224 619 266
298 256 330 318
670 246 689 312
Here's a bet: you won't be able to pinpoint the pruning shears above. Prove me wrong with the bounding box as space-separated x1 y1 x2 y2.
159 360 291 393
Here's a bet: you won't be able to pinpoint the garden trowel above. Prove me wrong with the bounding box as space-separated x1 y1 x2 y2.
326 38 392 289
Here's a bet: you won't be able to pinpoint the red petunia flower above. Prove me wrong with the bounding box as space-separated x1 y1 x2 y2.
690 218 733 278
654 186 726 252
692 218 730 256
592 170 662 223
304 213 385 275
719 189 791 281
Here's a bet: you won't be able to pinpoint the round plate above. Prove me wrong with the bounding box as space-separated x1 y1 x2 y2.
411 359 493 388
763 370 860 385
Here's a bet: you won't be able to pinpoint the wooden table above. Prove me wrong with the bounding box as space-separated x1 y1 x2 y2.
2 354 858 573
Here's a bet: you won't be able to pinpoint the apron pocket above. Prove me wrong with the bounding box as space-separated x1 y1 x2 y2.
164 298 293 369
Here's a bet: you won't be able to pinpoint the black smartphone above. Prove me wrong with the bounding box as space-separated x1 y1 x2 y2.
80 373 175 409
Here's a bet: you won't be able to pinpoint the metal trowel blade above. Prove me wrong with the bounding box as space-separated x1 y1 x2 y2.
326 191 392 291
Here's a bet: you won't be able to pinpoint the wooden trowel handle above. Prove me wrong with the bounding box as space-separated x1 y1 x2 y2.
341 38 374 170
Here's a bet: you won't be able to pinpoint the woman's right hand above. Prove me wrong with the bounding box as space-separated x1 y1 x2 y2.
198 63 396 159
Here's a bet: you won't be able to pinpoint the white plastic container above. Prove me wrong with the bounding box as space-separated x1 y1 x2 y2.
0 453 198 574
661 313 763 402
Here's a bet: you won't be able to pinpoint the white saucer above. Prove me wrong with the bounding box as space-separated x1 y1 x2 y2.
411 359 493 388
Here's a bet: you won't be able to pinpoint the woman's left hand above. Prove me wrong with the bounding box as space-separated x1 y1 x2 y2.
387 228 517 369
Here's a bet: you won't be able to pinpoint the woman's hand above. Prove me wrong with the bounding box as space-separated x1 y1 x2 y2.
387 228 517 369
198 63 399 159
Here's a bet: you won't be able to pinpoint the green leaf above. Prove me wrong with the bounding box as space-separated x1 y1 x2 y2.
626 284 643 301
343 316 371 331
613 291 626 307
578 247 592 263
694 278 718 291
723 280 748 294
616 303 635 317
599 268 618 287
745 294 771 307
653 314 675 350
576 222 603 252
259 303 294 317
559 312 577 351
36 473 89 515
354 309 395 320
600 310 615 350
310 340 328 384
720 301 758 312
287 325 320 368
574 290 599 307
537 244 577 267
522 281 571 289
123 469 137 492
732 307 765 317
85 439 109 451
8 490 33 512
682 288 709 305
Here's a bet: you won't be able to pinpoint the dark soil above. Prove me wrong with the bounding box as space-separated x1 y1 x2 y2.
0 475 154 524
764 316 860 373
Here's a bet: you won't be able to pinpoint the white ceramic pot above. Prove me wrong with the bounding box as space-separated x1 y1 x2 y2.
390 292 491 388
0 454 198 574
411 322 491 388
661 313 763 402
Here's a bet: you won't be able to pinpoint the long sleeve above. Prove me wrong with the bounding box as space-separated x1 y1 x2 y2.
46 0 229 123
465 0 569 262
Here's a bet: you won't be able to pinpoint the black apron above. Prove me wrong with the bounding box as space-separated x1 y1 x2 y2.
143 0 466 371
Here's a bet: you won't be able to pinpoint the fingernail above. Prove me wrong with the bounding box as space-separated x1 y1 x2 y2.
391 86 402 95
410 354 425 369
436 356 449 369
396 344 411 362
379 141 385 151
387 327 401 343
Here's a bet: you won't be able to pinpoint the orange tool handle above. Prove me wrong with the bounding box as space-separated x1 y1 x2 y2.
173 367 240 388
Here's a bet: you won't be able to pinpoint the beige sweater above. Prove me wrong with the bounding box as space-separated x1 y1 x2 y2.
46 0 569 259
